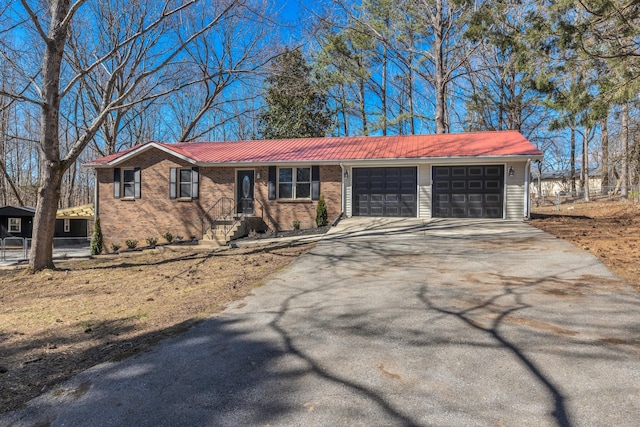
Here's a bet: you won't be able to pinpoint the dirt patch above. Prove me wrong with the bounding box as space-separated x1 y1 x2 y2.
530 198 640 291
0 242 313 414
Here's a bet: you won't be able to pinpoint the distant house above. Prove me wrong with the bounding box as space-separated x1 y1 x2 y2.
530 169 602 198
86 131 543 247
0 205 92 240
0 206 35 238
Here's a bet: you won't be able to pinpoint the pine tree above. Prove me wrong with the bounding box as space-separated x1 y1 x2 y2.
258 48 332 139
90 217 103 256
316 195 328 227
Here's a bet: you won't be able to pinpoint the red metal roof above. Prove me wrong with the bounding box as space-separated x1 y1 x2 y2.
86 131 542 166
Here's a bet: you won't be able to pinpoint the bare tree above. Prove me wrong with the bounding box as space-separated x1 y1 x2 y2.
1 0 243 271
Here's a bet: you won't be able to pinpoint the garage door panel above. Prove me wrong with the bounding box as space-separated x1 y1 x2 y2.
468 180 483 190
485 166 502 176
433 166 504 219
353 167 417 217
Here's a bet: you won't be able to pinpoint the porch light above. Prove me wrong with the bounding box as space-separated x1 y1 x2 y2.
508 166 514 177
344 170 349 179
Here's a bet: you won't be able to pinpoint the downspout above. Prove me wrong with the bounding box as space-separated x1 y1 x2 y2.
339 163 345 215
524 159 531 219
94 169 99 220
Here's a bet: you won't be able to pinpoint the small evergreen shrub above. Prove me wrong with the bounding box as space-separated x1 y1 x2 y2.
292 220 301 230
146 237 158 247
90 217 103 255
316 194 328 227
163 232 174 243
125 239 138 249
110 243 121 252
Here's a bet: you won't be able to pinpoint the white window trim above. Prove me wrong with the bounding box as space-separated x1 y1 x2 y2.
63 218 70 233
8 217 21 233
277 167 311 200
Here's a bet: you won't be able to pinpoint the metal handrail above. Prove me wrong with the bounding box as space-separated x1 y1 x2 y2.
201 197 234 238
202 197 269 241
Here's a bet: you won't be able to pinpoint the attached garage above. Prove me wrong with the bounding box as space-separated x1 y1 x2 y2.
352 167 417 217
432 165 504 218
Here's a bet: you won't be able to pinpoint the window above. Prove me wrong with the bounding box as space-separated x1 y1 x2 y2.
113 167 141 199
278 167 311 199
170 167 199 199
122 169 136 198
180 169 193 198
8 218 21 233
64 219 70 233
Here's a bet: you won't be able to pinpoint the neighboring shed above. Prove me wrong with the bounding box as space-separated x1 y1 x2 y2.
0 206 35 238
0 205 92 240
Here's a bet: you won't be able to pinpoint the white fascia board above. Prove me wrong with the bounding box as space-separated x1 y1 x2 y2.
93 143 197 168
339 155 542 167
186 155 542 168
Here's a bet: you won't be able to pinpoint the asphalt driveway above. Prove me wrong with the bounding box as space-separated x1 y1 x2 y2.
3 218 639 426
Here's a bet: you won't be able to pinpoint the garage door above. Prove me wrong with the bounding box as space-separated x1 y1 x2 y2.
353 167 417 217
432 165 504 218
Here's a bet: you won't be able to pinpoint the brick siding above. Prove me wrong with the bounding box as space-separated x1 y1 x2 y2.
96 147 342 249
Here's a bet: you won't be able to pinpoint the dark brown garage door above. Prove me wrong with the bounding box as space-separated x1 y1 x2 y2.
353 167 417 217
432 166 504 218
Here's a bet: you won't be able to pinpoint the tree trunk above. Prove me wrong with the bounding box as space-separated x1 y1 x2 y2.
29 0 71 271
570 124 576 196
621 101 629 198
583 127 590 202
601 116 609 189
434 0 446 134
358 68 368 135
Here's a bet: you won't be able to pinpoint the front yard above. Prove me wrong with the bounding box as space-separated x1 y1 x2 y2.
0 242 313 413
530 198 640 290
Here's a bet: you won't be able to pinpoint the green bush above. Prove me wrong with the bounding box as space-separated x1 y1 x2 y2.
163 232 174 243
146 237 158 247
125 239 138 249
292 220 301 230
110 243 121 253
316 194 328 227
90 217 103 255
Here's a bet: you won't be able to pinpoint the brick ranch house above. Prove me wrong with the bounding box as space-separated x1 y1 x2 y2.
86 131 543 248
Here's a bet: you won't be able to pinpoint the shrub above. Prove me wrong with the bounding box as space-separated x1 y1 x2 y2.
110 243 121 252
90 217 103 255
292 220 301 230
146 237 158 247
125 239 138 249
163 232 173 243
316 194 328 227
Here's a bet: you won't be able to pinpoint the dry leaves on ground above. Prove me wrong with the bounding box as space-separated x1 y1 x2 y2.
0 242 313 413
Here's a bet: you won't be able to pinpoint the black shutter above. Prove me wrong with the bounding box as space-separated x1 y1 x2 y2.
169 168 177 199
268 166 276 200
113 168 121 198
134 167 141 199
192 167 199 199
311 165 320 200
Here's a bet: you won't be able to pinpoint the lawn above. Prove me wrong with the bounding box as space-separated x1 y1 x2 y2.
0 242 313 413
